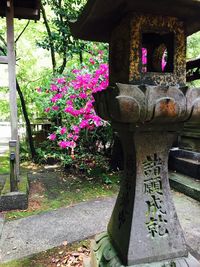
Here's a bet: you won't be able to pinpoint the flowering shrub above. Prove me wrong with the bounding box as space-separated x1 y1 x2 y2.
37 49 111 162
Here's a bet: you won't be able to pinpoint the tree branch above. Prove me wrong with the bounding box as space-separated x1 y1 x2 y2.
41 2 57 73
57 0 67 74
15 20 30 43
0 35 7 48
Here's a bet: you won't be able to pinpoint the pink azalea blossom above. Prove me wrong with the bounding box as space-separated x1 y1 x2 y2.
52 106 59 111
79 119 89 129
45 107 51 113
70 94 77 99
59 140 70 149
67 133 73 138
79 92 87 99
57 77 66 84
72 69 80 74
73 135 79 141
65 105 74 113
59 140 76 149
50 84 58 92
89 58 95 65
66 100 73 106
72 126 80 134
48 133 56 141
51 93 62 103
60 127 67 135
37 87 42 93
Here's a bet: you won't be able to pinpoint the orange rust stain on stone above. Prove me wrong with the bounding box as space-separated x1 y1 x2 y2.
159 100 177 117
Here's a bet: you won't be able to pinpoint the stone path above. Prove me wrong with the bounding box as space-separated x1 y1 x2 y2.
0 192 200 263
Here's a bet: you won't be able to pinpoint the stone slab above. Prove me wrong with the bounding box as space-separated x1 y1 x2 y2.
0 192 28 211
0 174 29 211
169 172 200 202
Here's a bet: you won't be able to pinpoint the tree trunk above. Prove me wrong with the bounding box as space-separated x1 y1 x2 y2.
79 51 83 65
16 80 37 160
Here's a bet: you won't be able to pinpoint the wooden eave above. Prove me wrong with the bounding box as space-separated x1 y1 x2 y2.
71 0 200 42
0 0 40 20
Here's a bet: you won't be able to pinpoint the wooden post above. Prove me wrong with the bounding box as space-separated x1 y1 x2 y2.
6 0 20 182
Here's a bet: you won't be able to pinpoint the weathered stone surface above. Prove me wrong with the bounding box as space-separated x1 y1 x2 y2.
0 191 28 211
94 84 188 124
0 174 29 211
87 233 200 267
108 130 187 265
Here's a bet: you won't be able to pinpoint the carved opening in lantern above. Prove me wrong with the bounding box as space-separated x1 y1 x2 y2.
141 32 174 73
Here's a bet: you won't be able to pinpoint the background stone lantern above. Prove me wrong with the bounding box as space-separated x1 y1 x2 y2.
72 1 200 266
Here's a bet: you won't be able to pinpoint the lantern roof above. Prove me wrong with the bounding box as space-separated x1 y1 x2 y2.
71 0 200 42
0 0 40 20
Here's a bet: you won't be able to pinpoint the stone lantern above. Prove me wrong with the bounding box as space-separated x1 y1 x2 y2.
72 1 200 266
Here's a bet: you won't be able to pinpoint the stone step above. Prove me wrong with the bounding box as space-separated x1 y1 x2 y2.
169 171 200 202
169 149 200 180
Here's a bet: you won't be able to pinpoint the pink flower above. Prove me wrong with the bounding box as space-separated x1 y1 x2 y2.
89 58 95 65
73 135 79 141
59 140 76 149
72 69 80 74
65 105 74 114
61 86 68 93
79 119 89 129
72 126 80 134
70 94 77 99
67 133 73 138
93 116 102 126
48 133 56 141
36 87 42 93
51 93 62 103
52 106 59 111
50 84 58 92
45 107 50 113
57 77 66 84
60 127 67 135
66 100 73 106
79 92 87 99
59 141 70 149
